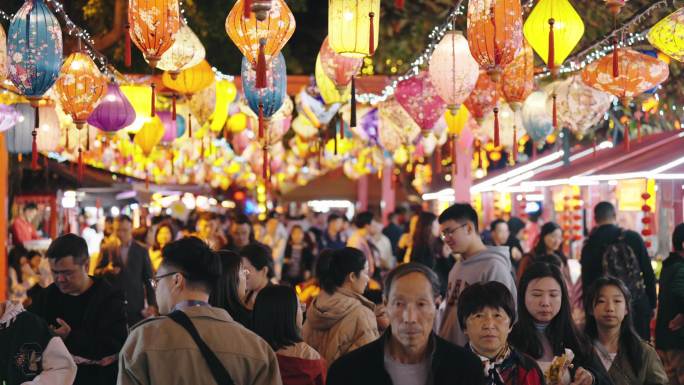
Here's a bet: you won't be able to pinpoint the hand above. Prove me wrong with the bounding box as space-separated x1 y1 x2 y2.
511 248 523 262
50 318 71 339
98 355 117 367
669 313 684 331
571 367 594 385
142 305 158 318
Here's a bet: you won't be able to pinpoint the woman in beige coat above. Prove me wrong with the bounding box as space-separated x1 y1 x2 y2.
302 247 379 367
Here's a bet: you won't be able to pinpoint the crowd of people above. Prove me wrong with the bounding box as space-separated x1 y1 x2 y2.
2 200 684 385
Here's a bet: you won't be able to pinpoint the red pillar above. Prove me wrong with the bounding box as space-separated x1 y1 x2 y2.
452 144 472 203
357 175 369 212
0 133 8 301
381 163 395 225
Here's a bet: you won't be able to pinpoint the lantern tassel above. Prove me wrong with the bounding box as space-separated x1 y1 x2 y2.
263 146 268 180
334 120 339 155
369 12 376 55
548 18 555 74
78 148 84 182
624 123 630 151
258 104 265 139
86 126 91 152
552 94 558 129
244 0 252 18
65 127 70 149
451 136 458 176
350 77 357 135
31 106 39 170
201 138 205 161
256 39 267 89
612 38 619 78
513 125 518 162
493 107 500 147
395 0 404 10
125 23 131 68
150 83 156 117
188 113 193 138
435 144 442 174
172 94 177 121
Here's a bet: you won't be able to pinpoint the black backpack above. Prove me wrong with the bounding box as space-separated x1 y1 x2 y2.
601 231 646 300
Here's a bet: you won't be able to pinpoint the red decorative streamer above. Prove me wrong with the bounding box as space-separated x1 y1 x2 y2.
493 107 500 147
31 129 38 170
124 23 131 67
256 39 267 89
369 12 375 55
548 18 555 73
172 94 177 121
86 126 90 152
150 83 156 117
188 113 193 138
244 0 252 18
451 136 458 176
395 0 404 10
258 104 265 139
552 94 558 129
78 148 84 181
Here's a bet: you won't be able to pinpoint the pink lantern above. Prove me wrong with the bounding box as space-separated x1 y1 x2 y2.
319 37 363 90
464 70 498 123
394 71 446 136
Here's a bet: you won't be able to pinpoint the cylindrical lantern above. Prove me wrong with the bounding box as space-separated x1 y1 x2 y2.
154 24 206 78
648 7 684 63
7 103 37 155
55 52 108 129
128 0 181 67
328 0 381 57
428 31 480 114
394 71 446 136
35 105 61 153
87 82 137 133
319 37 363 90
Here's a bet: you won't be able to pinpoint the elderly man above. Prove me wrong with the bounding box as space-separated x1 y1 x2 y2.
327 263 484 385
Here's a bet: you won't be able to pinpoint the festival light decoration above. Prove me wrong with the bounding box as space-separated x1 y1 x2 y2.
428 31 479 114
522 91 553 151
87 82 137 134
6 103 35 158
128 0 181 68
154 24 206 79
378 99 420 152
464 70 497 123
394 71 446 137
648 7 684 62
35 105 61 153
547 75 614 137
210 80 238 133
328 0 381 57
56 52 107 130
319 37 363 90
0 24 7 81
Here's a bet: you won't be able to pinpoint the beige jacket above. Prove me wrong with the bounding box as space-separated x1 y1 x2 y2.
302 287 379 366
117 306 282 385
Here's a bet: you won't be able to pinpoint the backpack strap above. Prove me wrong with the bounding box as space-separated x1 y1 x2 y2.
167 310 235 385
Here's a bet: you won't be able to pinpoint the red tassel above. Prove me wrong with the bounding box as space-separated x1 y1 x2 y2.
513 126 518 162
548 18 555 73
78 148 84 181
172 94 177 121
395 0 404 10
612 39 619 78
244 0 252 18
532 144 537 160
125 23 131 68
256 39 267 89
493 107 500 147
451 136 458 176
188 113 193 138
317 140 322 168
201 138 205 161
369 12 376 55
552 94 558 129
31 129 38 170
624 123 630 151
262 146 268 180
150 83 156 117
258 104 265 139
435 144 442 174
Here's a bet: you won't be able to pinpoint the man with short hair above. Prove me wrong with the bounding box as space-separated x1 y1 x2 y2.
321 213 346 250
11 202 41 247
117 237 281 385
581 201 656 340
489 219 510 247
435 203 517 347
29 234 128 385
348 211 377 274
327 263 484 385
227 214 255 252
383 207 407 261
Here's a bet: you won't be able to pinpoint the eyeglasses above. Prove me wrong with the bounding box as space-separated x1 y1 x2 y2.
149 271 183 290
440 223 468 240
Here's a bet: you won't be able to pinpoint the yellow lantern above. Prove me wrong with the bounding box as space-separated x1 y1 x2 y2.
162 60 215 96
154 24 206 78
648 8 684 62
134 116 165 157
328 0 380 57
228 113 248 133
315 54 351 104
445 105 470 137
210 80 237 132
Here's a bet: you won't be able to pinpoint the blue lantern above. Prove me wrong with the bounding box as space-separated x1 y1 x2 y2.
522 91 554 144
7 0 63 102
241 52 287 140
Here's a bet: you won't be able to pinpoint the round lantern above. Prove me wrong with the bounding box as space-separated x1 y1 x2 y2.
241 52 287 139
481 101 526 148
87 82 137 134
0 104 21 133
648 7 684 62
55 52 107 129
315 55 351 105
467 0 523 81
547 75 614 136
378 99 420 152
394 71 446 136
0 24 7 81
522 91 554 144
428 31 480 114
464 70 497 123
328 0 381 57
128 0 181 67
523 0 584 74
35 105 61 153
163 60 215 96
158 111 186 144
154 24 206 78
319 37 363 90
501 39 535 110
226 0 295 89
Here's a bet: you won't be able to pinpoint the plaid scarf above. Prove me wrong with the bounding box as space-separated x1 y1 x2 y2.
468 344 520 385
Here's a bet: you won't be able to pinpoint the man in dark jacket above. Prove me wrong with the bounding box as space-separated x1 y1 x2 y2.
29 234 128 385
655 223 684 385
327 263 484 385
383 208 407 262
96 215 157 326
581 201 657 340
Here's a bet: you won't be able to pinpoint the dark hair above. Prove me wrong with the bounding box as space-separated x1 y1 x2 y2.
240 243 275 279
438 203 479 231
584 277 643 374
394 207 408 216
354 211 374 229
509 262 592 360
23 203 37 212
287 225 314 249
117 214 133 224
490 219 508 232
317 247 367 294
153 222 176 251
533 222 567 266
594 201 616 223
132 226 148 244
327 212 342 224
209 250 252 328
9 246 29 284
252 285 302 351
412 212 438 251
383 262 440 300
46 234 90 264
27 250 42 261
458 281 516 330
508 217 525 238
104 216 114 224
161 237 221 292
386 212 396 222
234 213 251 226
673 223 684 252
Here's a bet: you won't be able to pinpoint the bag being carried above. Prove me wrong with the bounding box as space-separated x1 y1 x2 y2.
601 231 646 300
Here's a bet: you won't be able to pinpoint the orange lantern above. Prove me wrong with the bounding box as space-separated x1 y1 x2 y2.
467 0 524 82
501 39 534 156
162 60 215 135
128 0 181 68
226 0 295 88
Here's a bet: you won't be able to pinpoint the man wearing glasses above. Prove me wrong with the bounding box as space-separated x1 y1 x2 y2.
29 234 128 385
118 237 281 385
434 204 517 348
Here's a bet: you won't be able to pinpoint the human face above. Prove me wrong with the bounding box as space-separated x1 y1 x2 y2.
387 272 436 355
242 257 267 291
104 220 114 237
237 263 249 300
464 306 512 358
24 208 38 222
369 221 381 237
439 219 471 254
30 255 41 270
116 220 133 245
492 222 510 246
525 277 563 323
266 218 278 234
543 229 563 254
593 285 627 330
156 226 173 248
234 223 252 247
328 218 342 234
291 227 304 244
153 265 183 315
50 256 90 296
196 219 212 239
348 261 370 294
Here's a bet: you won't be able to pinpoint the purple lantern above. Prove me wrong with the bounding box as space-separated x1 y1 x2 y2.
361 108 379 144
87 83 136 133
157 111 187 144
0 104 21 133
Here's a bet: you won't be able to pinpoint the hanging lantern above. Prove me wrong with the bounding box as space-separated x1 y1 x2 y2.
128 0 181 68
6 103 35 156
466 0 523 81
605 0 627 16
0 104 21 133
464 70 497 123
135 116 165 156
158 111 186 144
328 0 381 57
0 24 7 81
648 7 684 62
445 105 470 138
547 75 614 137
394 71 446 137
319 37 363 91
35 105 61 153
154 24 206 79
315 54 351 105
163 60 215 97
502 39 535 110
428 31 480 115
226 0 295 89
56 52 107 129
189 80 217 128
522 91 554 144
523 0 584 75
378 99 420 152
87 82 137 134
481 101 525 148
241 52 287 141
210 80 238 133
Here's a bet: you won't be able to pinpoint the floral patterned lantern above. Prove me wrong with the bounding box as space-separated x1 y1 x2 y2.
154 24 206 79
428 31 480 115
328 0 381 57
0 24 7 81
464 70 497 123
315 55 351 105
87 82 137 134
467 0 523 81
319 37 363 91
0 104 21 133
522 91 553 147
128 0 181 68
378 99 420 152
226 0 295 89
394 71 446 137
56 52 107 130
648 7 684 62
547 75 614 137
501 39 535 111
